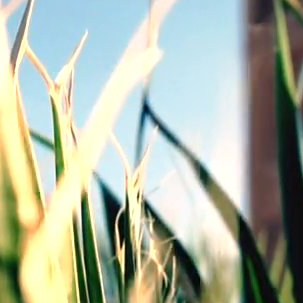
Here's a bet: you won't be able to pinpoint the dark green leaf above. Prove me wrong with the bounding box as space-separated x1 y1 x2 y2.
144 102 280 303
81 192 106 303
274 1 303 302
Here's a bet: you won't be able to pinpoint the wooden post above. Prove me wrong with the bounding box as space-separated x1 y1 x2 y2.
248 0 303 262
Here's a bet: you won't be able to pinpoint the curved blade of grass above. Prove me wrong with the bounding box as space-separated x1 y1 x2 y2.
280 267 295 302
9 0 45 209
269 237 286 291
274 1 303 302
0 11 41 302
10 0 35 73
49 45 85 303
134 0 166 166
144 102 280 303
55 32 88 86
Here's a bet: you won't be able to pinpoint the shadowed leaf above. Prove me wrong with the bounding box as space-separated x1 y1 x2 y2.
144 102 280 303
274 1 303 302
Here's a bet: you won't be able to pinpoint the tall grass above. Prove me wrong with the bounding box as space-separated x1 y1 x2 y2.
0 0 303 302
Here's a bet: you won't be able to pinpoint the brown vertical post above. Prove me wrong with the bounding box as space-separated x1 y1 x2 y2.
248 0 303 262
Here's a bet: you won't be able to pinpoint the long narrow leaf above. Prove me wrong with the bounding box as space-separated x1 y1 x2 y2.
10 0 35 73
274 1 303 302
81 192 106 303
10 0 45 210
72 218 90 303
0 10 41 302
144 102 280 303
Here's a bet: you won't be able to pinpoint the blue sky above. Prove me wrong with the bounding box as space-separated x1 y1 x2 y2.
5 0 247 240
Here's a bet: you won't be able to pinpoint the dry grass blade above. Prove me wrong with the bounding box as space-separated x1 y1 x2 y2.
26 44 53 89
144 102 279 303
55 31 88 87
10 0 35 74
8 0 45 210
135 0 178 164
110 132 152 296
0 9 45 303
0 4 40 238
7 0 46 215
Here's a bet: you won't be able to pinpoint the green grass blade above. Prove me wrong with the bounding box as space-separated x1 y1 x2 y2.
30 129 54 149
245 257 264 303
81 192 107 303
0 156 23 303
275 0 298 106
280 267 295 302
0 9 46 302
50 95 66 178
49 89 76 303
10 0 45 210
72 218 90 303
29 129 92 303
144 102 280 303
274 1 303 302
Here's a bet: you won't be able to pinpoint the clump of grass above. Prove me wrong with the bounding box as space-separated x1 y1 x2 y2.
1 0 303 302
